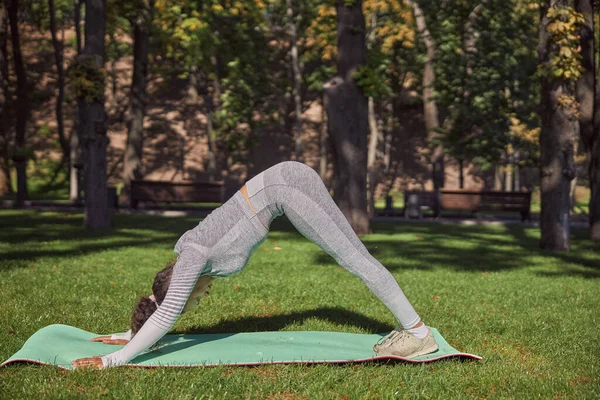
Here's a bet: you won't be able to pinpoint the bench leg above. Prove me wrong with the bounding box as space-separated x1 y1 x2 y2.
521 210 532 222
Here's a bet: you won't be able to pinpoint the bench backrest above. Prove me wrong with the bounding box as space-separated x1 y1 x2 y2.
440 190 531 211
404 190 439 208
130 180 225 204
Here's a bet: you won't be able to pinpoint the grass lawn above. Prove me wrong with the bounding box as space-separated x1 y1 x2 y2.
0 210 599 399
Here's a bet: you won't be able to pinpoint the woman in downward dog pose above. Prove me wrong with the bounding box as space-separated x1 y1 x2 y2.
73 161 438 368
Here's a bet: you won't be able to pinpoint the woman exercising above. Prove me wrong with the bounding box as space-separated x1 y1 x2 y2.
72 161 438 368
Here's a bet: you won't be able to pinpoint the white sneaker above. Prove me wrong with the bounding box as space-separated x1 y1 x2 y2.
373 329 439 358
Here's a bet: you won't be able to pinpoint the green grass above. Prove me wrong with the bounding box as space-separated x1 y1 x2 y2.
1 211 599 399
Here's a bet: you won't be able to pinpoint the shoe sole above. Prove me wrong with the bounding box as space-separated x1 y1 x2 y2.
375 342 439 359
401 343 439 359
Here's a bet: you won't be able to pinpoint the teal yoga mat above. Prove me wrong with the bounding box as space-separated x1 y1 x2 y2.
2 324 481 370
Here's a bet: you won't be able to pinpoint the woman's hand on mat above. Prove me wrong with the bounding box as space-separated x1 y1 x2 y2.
91 336 129 345
72 356 104 369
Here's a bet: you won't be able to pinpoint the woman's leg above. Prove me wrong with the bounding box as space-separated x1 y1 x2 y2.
263 162 421 329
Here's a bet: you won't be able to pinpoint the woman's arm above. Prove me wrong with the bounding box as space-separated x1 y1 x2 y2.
74 249 208 368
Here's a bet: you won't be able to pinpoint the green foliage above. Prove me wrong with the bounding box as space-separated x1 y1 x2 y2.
152 0 274 156
541 6 585 81
420 0 540 166
306 65 336 91
67 57 106 103
537 5 585 120
353 63 392 98
38 124 52 138
26 0 73 31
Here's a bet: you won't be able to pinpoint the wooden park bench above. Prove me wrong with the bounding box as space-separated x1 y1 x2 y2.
130 180 226 209
396 189 532 221
439 190 532 221
403 190 441 218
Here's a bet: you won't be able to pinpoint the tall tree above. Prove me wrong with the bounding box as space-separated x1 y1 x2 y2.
538 1 582 251
123 0 153 198
74 0 83 53
411 1 444 190
324 0 369 235
576 0 598 240
590 0 600 240
69 0 83 203
48 0 69 163
76 0 110 228
0 3 10 196
287 0 303 161
6 0 28 207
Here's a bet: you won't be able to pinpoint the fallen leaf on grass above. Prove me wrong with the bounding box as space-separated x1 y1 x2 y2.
110 282 116 286
273 246 282 251
233 285 240 290
433 295 440 300
52 265 58 270
7 330 15 334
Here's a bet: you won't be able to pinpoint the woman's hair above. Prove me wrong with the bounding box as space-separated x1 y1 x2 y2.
130 259 176 336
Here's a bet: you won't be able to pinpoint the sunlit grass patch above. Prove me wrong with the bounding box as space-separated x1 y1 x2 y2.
1 211 598 399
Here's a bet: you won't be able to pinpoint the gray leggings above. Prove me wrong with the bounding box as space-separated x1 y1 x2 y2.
248 162 421 329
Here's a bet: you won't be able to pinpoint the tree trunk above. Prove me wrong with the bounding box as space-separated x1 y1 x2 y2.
209 54 223 177
365 13 379 218
287 0 303 161
576 0 598 239
590 2 600 240
538 0 577 251
69 125 79 202
494 165 503 190
205 93 217 181
458 159 464 189
187 64 199 103
319 93 328 181
383 116 392 172
48 0 69 162
0 3 11 196
324 0 369 235
7 0 28 207
514 149 520 191
504 163 513 192
123 1 152 199
78 0 110 229
366 96 379 217
576 0 594 152
69 0 83 203
412 1 444 189
74 0 82 54
109 36 117 107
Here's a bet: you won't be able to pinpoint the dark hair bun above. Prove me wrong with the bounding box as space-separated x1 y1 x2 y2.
130 296 158 336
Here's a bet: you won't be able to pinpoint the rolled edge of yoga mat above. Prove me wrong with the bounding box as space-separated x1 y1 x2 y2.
1 324 482 370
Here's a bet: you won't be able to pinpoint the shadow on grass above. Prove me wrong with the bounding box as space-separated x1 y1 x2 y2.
0 211 200 267
184 307 394 335
307 221 600 279
130 308 393 363
1 211 598 279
